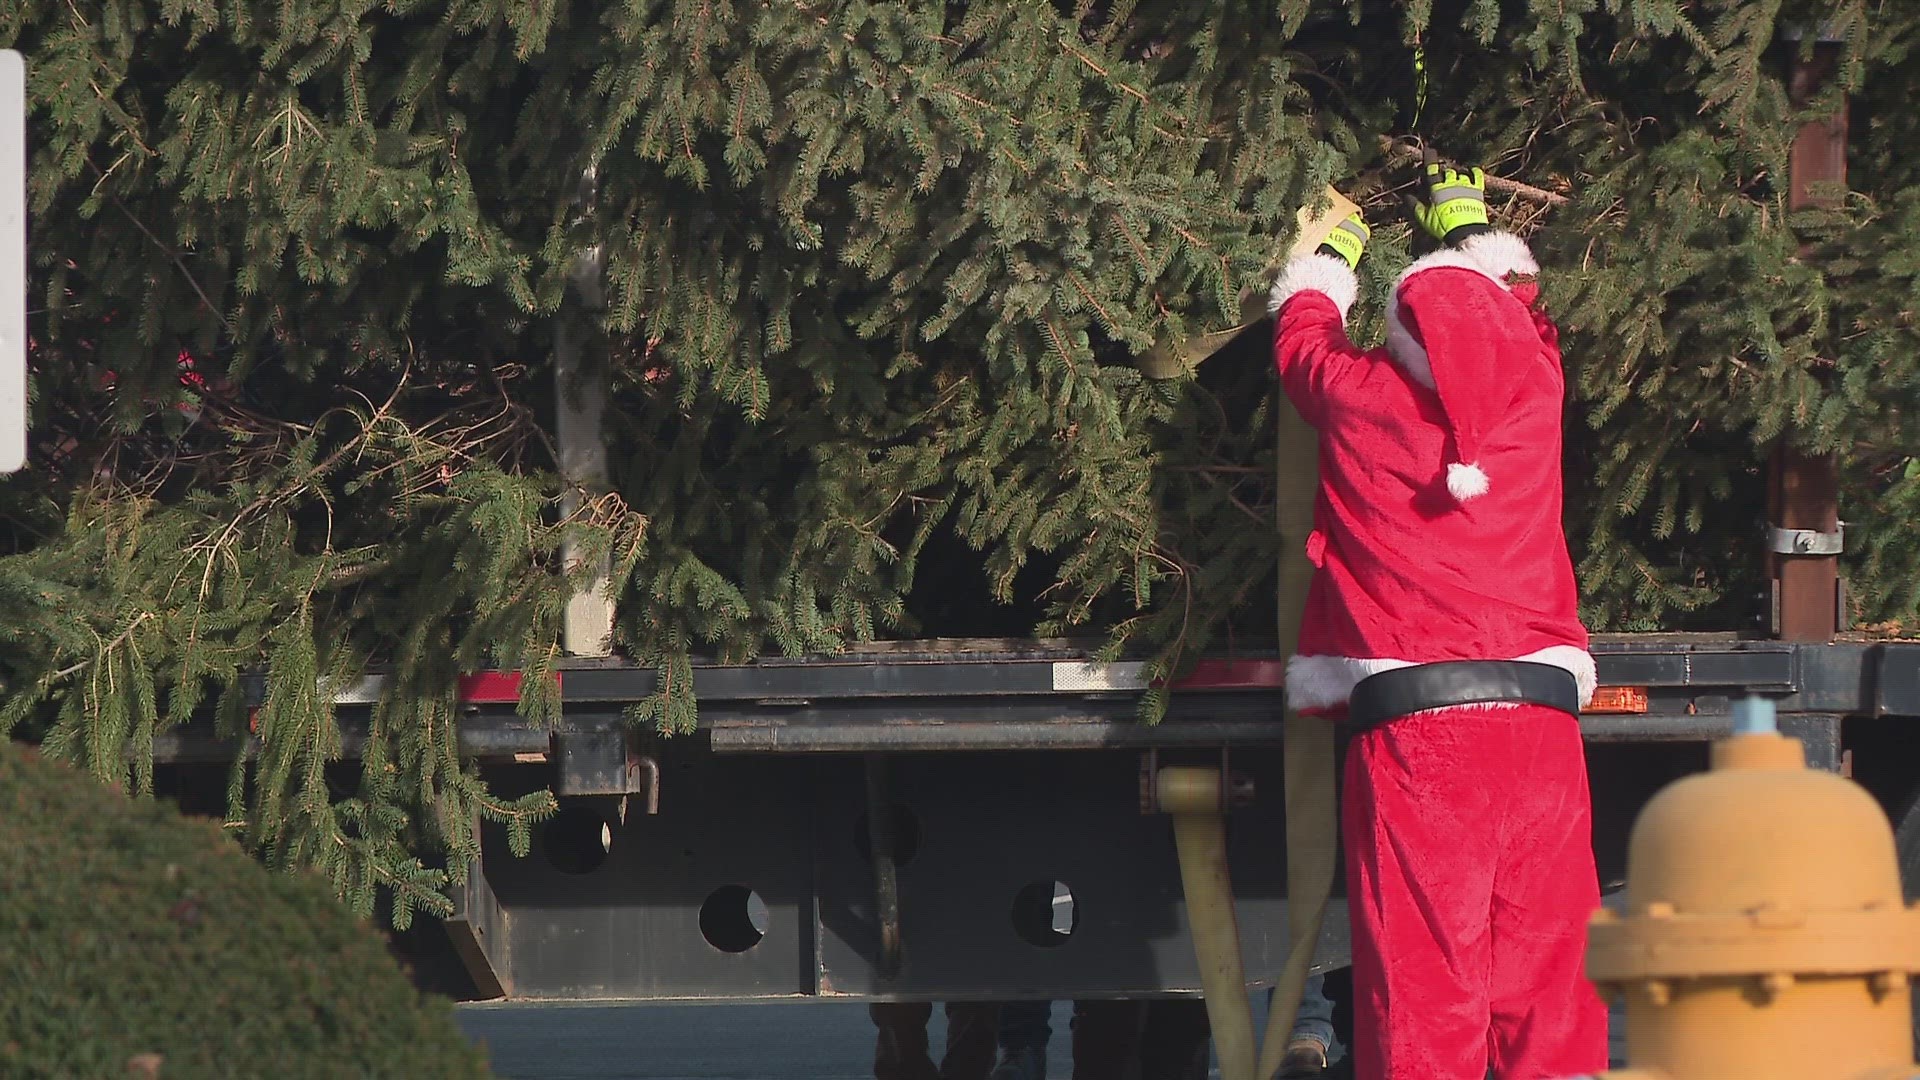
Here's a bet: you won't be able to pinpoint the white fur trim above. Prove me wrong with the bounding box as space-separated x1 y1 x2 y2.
1268 253 1358 322
1446 462 1490 501
1395 248 1511 292
1286 644 1598 713
1456 231 1538 280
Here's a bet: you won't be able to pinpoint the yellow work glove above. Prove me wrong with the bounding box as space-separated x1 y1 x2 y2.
1412 161 1491 245
1314 212 1370 270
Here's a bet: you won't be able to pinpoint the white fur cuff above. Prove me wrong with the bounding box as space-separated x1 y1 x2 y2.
1395 248 1506 291
1268 253 1358 322
1456 231 1538 280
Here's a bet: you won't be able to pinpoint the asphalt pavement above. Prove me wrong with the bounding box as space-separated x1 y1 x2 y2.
459 1000 1080 1080
459 996 1624 1079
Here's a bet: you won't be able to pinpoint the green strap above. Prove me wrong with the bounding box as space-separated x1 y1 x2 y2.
1411 38 1428 131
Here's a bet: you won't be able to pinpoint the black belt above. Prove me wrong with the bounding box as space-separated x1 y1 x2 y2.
1347 660 1580 733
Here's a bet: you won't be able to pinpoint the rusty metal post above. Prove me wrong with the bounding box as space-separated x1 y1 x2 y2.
1770 43 1848 642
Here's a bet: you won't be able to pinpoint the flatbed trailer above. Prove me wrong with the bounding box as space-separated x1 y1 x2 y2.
147 634 1920 1008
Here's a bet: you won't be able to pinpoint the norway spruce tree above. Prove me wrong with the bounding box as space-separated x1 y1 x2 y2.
1 0 1916 918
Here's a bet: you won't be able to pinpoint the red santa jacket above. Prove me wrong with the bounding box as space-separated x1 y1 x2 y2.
1267 231 1595 716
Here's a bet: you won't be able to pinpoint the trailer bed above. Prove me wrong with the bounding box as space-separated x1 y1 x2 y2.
147 637 1920 1004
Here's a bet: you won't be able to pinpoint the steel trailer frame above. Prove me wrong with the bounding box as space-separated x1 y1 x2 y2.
149 635 1920 1004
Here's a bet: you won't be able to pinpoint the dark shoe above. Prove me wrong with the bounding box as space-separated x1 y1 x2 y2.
870 1002 939 1080
988 1047 1046 1080
1277 1037 1328 1077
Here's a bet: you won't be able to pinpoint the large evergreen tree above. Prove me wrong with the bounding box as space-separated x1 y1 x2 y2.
1 0 1916 918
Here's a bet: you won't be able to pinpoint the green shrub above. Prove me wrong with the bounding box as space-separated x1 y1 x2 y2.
0 741 493 1080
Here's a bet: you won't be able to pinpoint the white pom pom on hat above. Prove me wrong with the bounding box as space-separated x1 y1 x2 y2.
1446 462 1491 502
1385 232 1546 506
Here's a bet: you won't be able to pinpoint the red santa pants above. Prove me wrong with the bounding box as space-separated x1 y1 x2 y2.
1342 704 1608 1080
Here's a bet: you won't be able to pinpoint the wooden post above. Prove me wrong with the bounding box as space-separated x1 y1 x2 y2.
556 167 614 657
555 298 614 657
1771 42 1847 642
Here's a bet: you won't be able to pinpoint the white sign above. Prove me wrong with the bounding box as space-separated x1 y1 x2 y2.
0 50 24 473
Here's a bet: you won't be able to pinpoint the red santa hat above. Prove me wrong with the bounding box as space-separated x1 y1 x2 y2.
1381 231 1544 503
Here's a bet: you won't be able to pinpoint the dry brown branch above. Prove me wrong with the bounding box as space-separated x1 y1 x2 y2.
1376 136 1571 207
1486 174 1570 207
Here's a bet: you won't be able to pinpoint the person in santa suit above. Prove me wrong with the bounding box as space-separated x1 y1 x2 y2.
1265 160 1610 1080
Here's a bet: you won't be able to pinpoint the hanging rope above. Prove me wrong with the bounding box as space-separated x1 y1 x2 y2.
1411 34 1429 133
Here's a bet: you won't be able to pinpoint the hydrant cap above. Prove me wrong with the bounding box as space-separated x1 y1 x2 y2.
1588 730 1920 981
1628 732 1900 916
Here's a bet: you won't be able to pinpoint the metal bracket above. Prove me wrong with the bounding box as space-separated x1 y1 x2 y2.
1769 524 1844 556
554 724 661 813
1138 748 1256 814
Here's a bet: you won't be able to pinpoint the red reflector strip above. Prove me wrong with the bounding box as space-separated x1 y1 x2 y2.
1166 659 1287 690
1585 686 1649 714
457 672 559 705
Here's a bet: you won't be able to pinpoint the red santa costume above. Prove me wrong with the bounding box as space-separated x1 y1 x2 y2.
1268 231 1609 1080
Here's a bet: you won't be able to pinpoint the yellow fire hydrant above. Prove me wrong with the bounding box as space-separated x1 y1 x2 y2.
1583 696 1920 1080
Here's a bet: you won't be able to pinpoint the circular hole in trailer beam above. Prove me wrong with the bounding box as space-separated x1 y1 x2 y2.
700 885 769 953
1011 880 1078 948
854 803 922 868
540 804 613 876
